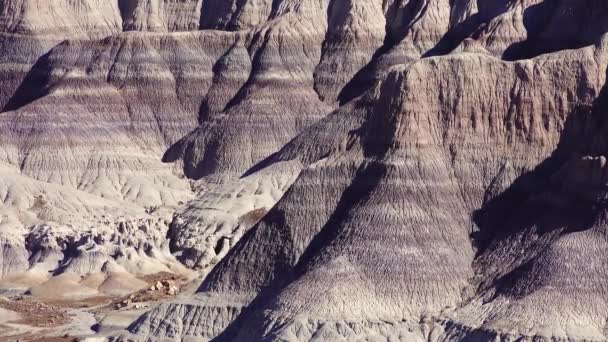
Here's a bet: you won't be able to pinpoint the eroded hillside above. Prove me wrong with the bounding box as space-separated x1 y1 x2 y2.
0 0 607 341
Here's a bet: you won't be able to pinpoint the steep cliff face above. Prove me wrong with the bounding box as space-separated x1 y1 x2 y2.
1 0 608 340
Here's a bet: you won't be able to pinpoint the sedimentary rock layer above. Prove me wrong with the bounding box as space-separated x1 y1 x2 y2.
2 0 608 340
125 34 608 342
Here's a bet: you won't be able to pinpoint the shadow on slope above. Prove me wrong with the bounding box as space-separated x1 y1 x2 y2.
208 161 388 341
337 0 443 105
424 1 515 58
472 107 598 255
192 99 396 340
425 0 608 61
502 0 608 61
2 50 54 112
470 69 608 301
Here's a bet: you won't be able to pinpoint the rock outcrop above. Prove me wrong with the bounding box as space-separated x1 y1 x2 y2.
126 19 608 342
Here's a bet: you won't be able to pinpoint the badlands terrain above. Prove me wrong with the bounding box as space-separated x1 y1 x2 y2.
1 0 608 341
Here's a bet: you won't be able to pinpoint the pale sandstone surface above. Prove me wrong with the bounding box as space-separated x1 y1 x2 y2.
1 0 608 341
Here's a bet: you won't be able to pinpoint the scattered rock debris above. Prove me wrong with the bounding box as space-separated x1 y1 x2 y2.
113 273 185 310
0 296 69 328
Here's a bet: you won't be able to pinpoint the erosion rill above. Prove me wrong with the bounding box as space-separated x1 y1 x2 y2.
0 0 608 341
